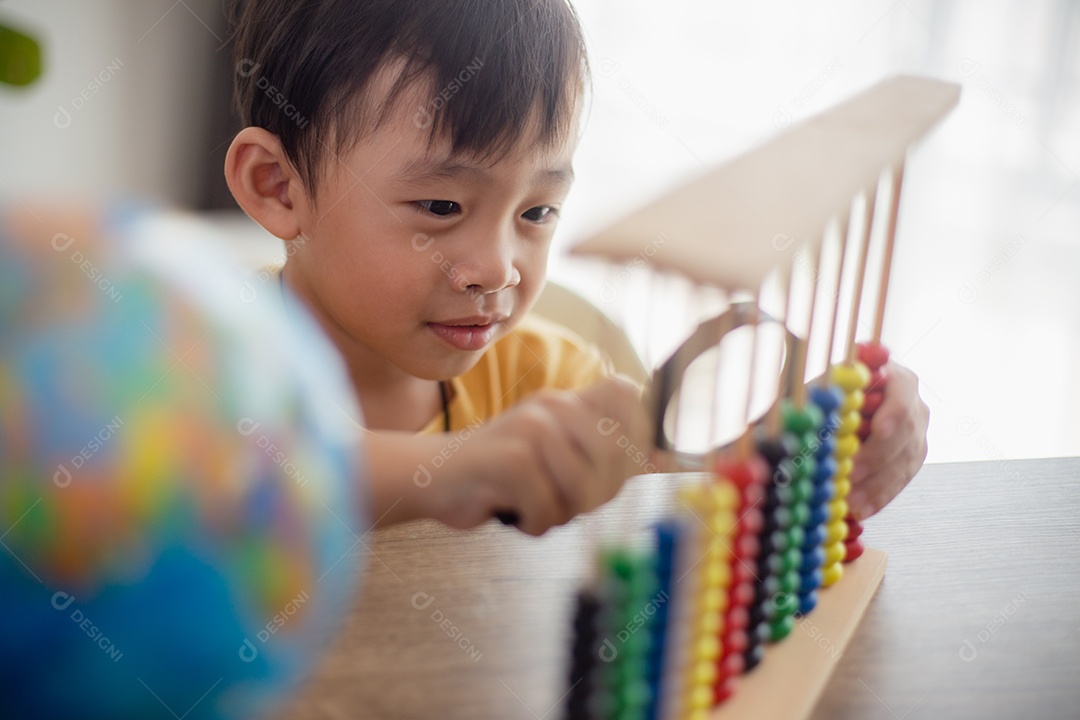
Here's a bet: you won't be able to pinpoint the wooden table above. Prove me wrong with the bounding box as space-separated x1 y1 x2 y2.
283 457 1080 720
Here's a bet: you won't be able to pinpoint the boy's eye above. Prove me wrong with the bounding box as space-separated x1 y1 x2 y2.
522 206 557 222
417 200 461 217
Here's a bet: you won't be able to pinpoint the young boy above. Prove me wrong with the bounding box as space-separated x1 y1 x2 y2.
223 0 929 536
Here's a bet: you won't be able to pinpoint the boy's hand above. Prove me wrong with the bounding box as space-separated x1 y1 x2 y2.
422 375 650 536
847 361 930 519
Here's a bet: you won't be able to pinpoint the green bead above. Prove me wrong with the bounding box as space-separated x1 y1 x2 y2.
793 477 814 503
770 529 791 552
782 400 824 435
791 502 810 527
786 526 806 549
769 614 795 642
792 455 816 480
799 435 821 457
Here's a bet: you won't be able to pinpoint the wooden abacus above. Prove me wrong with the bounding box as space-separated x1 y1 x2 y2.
561 76 960 720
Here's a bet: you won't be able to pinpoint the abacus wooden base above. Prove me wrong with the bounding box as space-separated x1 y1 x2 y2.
712 548 887 720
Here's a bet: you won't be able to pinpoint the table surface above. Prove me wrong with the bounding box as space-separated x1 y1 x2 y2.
282 456 1080 720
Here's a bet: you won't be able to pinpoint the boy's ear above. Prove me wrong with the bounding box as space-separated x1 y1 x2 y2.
224 127 309 240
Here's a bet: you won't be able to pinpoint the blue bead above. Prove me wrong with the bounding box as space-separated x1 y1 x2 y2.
809 505 829 525
809 385 843 414
812 456 837 483
811 481 835 505
813 435 836 460
797 591 818 616
799 546 825 573
803 523 826 547
799 569 823 593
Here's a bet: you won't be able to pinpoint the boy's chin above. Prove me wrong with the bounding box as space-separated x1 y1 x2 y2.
403 350 486 382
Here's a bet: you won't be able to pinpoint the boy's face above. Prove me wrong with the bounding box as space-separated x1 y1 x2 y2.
286 86 577 383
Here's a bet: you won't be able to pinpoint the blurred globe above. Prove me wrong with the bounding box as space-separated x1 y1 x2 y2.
0 205 367 720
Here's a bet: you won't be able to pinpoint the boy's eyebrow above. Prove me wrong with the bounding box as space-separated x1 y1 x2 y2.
392 157 575 186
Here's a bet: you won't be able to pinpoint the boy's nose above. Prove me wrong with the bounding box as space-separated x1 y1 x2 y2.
451 231 520 295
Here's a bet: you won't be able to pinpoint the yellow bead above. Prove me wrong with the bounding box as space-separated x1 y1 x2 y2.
825 519 849 544
831 362 871 392
698 585 725 613
686 711 710 720
706 540 731 562
841 388 866 414
692 635 720 662
710 510 737 537
685 684 713 711
677 485 707 510
836 457 854 478
691 659 718 686
695 608 721 636
710 483 740 510
834 434 861 460
702 560 732 589
834 477 851 498
837 410 861 435
822 561 844 586
828 498 849 522
824 541 845 565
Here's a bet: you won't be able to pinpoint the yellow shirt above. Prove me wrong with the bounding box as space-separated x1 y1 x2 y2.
418 314 611 434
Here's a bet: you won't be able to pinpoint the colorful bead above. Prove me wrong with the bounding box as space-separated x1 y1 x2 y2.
781 401 825 435
823 541 845 566
821 562 843 586
844 537 865 562
861 390 885 417
856 341 889 370
830 362 871 392
840 389 865 414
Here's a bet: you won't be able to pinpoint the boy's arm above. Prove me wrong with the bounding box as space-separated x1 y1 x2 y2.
363 375 650 536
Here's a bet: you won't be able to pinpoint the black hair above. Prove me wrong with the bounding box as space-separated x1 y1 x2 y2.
229 0 589 196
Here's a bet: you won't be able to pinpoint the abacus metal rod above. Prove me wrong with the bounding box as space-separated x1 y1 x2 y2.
735 290 762 460
872 162 906 342
844 187 878 365
766 266 793 437
824 215 850 376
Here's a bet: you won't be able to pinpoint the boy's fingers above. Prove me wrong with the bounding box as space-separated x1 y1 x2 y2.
535 394 616 513
506 450 567 536
578 376 651 447
849 361 929 519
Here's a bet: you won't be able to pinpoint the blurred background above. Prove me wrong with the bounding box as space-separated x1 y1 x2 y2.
1 0 1077 464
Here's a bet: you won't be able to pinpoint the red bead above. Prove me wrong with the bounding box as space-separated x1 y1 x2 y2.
858 417 872 438
736 535 760 561
844 537 865 562
715 455 769 489
725 605 750 630
721 651 745 678
845 516 865 538
714 676 738 704
733 559 757 583
866 368 889 392
861 389 885 417
731 581 756 607
856 342 890 371
738 507 763 535
741 482 766 509
723 629 749 656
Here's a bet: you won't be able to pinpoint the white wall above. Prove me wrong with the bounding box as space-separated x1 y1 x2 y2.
0 0 222 206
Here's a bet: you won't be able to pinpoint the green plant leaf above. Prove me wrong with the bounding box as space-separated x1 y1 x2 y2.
0 22 43 87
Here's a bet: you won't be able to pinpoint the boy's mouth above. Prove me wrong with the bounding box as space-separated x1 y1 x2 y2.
427 315 508 352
